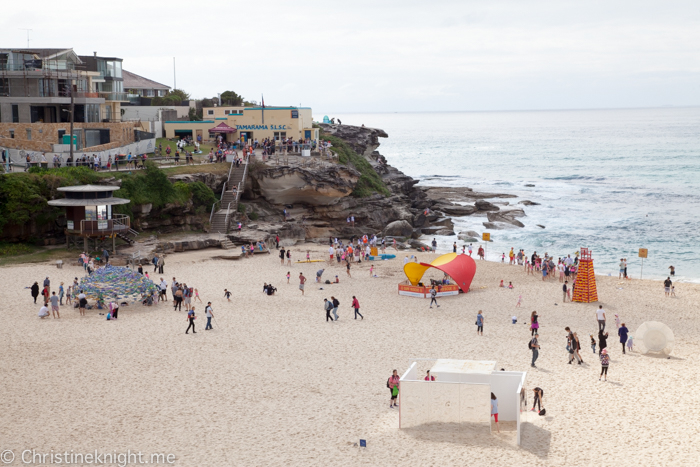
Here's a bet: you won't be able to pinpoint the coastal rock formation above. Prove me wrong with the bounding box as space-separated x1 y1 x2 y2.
317 123 388 158
483 221 519 230
519 200 540 206
384 220 414 237
487 211 525 228
248 165 361 206
475 200 500 212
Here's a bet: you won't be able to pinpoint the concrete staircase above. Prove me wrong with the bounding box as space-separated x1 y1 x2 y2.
209 156 249 234
220 238 236 250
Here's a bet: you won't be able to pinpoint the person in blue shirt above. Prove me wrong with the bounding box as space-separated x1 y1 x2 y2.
618 323 629 354
186 307 196 334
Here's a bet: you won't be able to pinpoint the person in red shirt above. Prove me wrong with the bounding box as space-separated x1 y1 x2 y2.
424 370 436 381
352 296 363 320
387 370 400 408
298 273 306 296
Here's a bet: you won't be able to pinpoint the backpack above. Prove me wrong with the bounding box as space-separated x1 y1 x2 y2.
386 378 391 388
528 339 534 349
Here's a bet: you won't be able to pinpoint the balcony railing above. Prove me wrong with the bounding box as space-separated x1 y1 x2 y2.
76 214 130 236
98 92 130 102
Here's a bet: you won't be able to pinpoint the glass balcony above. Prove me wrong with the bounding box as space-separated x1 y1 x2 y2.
99 92 130 102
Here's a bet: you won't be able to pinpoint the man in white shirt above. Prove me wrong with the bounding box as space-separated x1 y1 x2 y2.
596 305 606 332
205 302 214 330
328 246 335 264
38 305 50 319
159 278 168 302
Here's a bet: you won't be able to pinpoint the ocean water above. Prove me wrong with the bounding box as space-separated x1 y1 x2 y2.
331 107 700 282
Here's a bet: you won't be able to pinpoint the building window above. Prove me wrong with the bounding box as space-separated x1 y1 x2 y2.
26 129 31 140
273 132 287 141
12 105 19 123
207 110 214 116
224 110 230 115
0 78 8 96
9 130 14 139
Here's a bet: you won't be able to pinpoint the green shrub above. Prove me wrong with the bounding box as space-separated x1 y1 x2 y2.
249 212 259 220
190 181 216 208
319 132 389 197
0 242 34 256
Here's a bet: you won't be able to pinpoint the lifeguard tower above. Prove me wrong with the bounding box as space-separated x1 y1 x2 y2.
572 248 598 303
48 185 138 253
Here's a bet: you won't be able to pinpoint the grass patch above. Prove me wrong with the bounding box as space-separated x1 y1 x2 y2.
0 247 72 268
0 242 36 256
320 132 389 197
161 164 231 176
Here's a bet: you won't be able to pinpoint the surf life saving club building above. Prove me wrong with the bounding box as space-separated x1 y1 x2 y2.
163 106 318 144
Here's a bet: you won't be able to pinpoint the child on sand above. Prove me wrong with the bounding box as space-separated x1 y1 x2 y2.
627 334 634 352
508 282 514 289
306 250 311 261
286 272 290 284
369 265 374 277
501 253 505 263
590 334 597 353
516 295 522 307
499 280 504 288
224 289 231 302
491 393 500 433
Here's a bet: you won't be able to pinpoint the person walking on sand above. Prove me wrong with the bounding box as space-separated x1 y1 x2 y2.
31 282 39 303
476 310 484 336
429 286 440 308
331 296 340 321
566 327 581 365
531 387 544 412
530 332 540 368
346 260 352 278
58 282 65 305
388 370 400 408
598 330 608 355
590 334 597 354
530 311 539 336
286 249 292 266
596 305 606 332
574 332 584 364
299 272 307 295
599 349 610 381
279 248 286 266
224 289 232 302
491 393 500 433
186 307 196 334
664 277 672 297
562 281 569 302
205 302 214 330
618 323 629 354
324 299 334 322
352 296 363 320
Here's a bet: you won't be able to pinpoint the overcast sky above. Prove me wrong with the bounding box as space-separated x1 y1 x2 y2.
2 0 699 112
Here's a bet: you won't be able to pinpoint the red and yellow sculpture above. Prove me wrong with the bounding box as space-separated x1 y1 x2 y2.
399 253 477 298
572 248 598 303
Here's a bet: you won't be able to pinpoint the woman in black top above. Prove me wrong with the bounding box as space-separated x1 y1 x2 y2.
31 282 39 303
531 387 544 412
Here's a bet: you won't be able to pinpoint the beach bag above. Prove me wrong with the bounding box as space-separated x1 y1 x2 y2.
539 409 546 416
392 386 399 397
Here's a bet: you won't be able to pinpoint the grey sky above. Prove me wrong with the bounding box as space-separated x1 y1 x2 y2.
2 0 698 112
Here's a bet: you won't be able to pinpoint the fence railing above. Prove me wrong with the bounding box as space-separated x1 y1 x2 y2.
77 214 130 236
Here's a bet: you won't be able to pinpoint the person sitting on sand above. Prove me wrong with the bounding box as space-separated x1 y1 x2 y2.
499 280 504 288
424 370 436 381
508 282 514 289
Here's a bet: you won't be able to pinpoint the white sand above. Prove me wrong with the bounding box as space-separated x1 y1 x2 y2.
2 245 699 466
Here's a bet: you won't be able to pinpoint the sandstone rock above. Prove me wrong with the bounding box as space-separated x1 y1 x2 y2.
409 239 430 250
249 165 361 206
475 200 500 212
487 212 525 228
435 229 456 236
519 200 540 206
537 224 546 229
317 123 388 159
435 203 477 216
525 184 535 187
483 222 519 230
458 235 480 242
411 229 422 239
384 220 413 237
413 213 427 227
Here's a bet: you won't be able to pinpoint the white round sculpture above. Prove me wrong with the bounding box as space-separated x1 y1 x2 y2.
635 321 674 356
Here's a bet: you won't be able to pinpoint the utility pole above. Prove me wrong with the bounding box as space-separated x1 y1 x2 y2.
19 28 32 48
173 57 176 90
69 85 74 162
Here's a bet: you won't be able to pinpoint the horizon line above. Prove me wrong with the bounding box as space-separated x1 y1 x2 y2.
318 105 700 115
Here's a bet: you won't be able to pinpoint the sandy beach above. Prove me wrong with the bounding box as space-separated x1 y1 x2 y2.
2 244 699 466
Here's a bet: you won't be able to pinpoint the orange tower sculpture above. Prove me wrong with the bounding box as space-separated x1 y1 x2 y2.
572 248 598 303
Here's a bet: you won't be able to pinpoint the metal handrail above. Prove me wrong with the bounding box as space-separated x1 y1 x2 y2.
209 200 220 224
223 202 232 233
78 214 130 235
227 157 235 184
220 182 227 199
